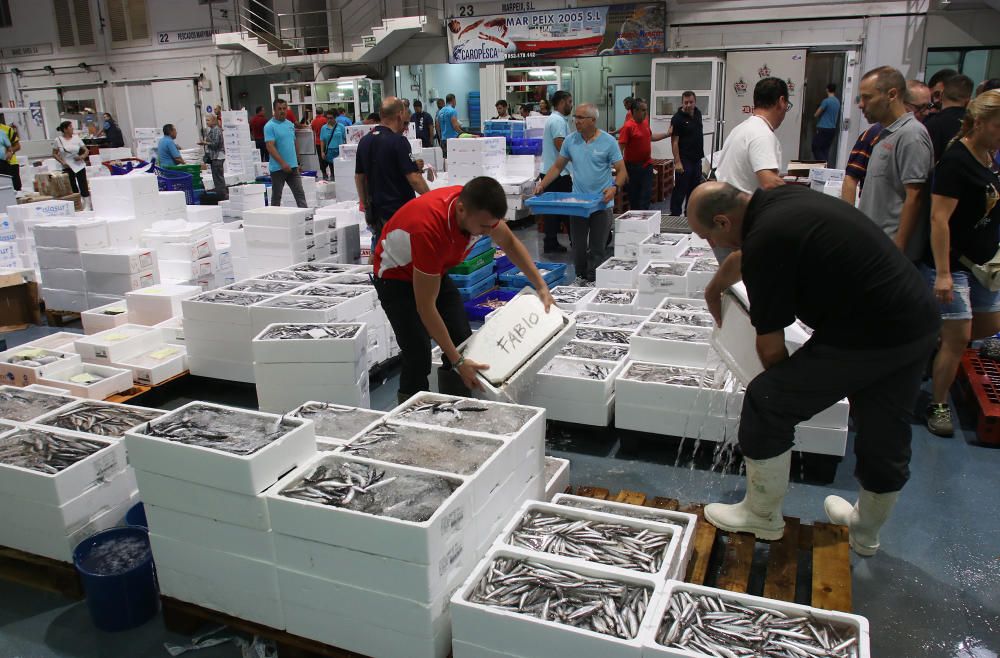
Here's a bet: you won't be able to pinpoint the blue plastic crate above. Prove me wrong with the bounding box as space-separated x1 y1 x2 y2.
494 253 514 273
510 138 543 155
466 235 493 260
448 261 495 287
499 262 567 289
525 192 605 218
456 275 497 302
463 289 517 322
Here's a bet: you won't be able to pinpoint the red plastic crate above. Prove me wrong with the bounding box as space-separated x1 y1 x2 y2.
957 349 1000 445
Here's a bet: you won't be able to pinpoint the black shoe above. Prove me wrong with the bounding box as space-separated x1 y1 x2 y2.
544 243 568 254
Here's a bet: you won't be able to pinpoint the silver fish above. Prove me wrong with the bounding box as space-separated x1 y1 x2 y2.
38 401 164 438
342 423 501 476
593 289 637 305
190 290 270 306
227 280 303 294
139 404 299 456
0 387 75 422
260 324 362 341
0 428 109 473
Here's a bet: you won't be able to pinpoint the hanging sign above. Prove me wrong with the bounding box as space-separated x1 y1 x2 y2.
446 3 665 64
156 28 218 45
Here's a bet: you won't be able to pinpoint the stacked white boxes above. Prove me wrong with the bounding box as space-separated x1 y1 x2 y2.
595 257 640 289
0 345 81 387
333 144 359 201
543 456 571 501
266 392 545 657
34 218 110 311
252 322 370 412
132 128 159 162
157 191 187 221
89 174 161 227
628 299 713 369
80 247 159 301
226 184 267 220
183 289 273 383
222 110 261 184
0 415 137 562
7 199 76 272
125 283 201 325
0 215 17 268
141 220 220 289
636 261 692 310
125 402 317 629
70 323 174 392
446 138 505 183
277 174 318 208
240 207 318 276
637 233 690 267
612 210 661 260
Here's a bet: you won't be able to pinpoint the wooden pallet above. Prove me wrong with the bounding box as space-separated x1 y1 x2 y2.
568 485 852 612
103 370 190 405
161 597 366 658
0 544 83 599
44 309 80 327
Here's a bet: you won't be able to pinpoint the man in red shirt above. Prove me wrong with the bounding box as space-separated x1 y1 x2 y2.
373 177 555 401
310 107 330 180
250 105 268 161
618 99 668 210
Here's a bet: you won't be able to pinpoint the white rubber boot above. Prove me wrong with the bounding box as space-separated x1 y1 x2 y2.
824 489 900 557
704 450 791 541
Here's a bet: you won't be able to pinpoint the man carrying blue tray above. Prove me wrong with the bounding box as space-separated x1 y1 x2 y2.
535 103 627 286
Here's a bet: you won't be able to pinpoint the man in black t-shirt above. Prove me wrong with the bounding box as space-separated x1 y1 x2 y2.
924 74 973 161
355 97 431 252
669 91 704 216
688 182 940 557
411 100 434 148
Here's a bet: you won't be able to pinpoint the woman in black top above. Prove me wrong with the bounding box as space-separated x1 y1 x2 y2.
924 89 1000 437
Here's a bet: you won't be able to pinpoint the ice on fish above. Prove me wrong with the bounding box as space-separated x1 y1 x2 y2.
689 257 719 273
643 234 684 245
467 556 652 640
559 341 629 361
0 428 109 474
540 357 615 381
393 395 538 436
623 362 722 388
574 311 644 330
550 286 592 303
137 403 301 455
190 290 270 306
227 280 303 295
650 311 714 327
291 402 385 440
297 284 369 298
79 535 151 576
343 422 502 476
0 387 75 422
599 258 638 271
255 296 344 310
592 289 637 305
680 246 713 259
259 324 362 341
637 323 711 342
575 327 631 344
325 274 372 286
258 269 329 282
659 301 706 313
642 263 691 277
38 401 164 438
279 456 460 522
291 263 356 274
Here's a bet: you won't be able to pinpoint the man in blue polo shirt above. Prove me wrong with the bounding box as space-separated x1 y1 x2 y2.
538 90 574 254
811 83 841 164
265 98 307 207
355 97 431 252
437 94 462 157
535 103 627 285
156 124 184 166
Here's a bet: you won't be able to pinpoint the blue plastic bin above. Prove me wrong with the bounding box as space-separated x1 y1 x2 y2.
494 253 514 273
124 502 147 529
499 262 567 289
73 527 158 632
448 261 495 287
510 138 543 155
526 192 605 218
456 275 497 302
466 235 493 260
464 289 517 322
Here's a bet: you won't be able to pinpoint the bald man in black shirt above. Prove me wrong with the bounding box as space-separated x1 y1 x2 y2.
688 182 939 556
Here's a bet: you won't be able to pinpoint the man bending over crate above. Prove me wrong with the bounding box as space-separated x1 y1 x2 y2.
373 177 555 403
686 181 939 556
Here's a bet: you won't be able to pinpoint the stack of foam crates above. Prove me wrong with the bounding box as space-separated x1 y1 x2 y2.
447 137 505 184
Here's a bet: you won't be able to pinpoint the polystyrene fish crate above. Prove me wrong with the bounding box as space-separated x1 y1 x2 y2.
37 362 135 399
550 285 597 312
573 311 648 333
18 332 81 354
248 295 344 333
73 324 164 364
124 401 317 495
543 457 570 501
615 210 661 234
181 290 272 326
588 288 639 315
133 468 272 530
451 546 657 658
528 390 615 427
145 503 276 563
0 425 127 506
639 581 871 658
251 322 366 364
595 258 640 289
614 360 731 416
113 345 188 386
495 501 682 581
265 453 474 566
638 234 690 266
637 262 692 296
536 356 624 401
80 301 131 334
628 321 713 368
552 493 697 581
0 348 82 387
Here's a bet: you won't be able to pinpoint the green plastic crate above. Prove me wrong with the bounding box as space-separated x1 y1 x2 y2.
449 248 496 275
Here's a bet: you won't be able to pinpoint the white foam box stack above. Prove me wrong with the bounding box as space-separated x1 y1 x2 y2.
527 356 625 427
550 285 597 312
111 342 188 386
242 207 315 270
222 111 261 184
157 191 187 221
126 401 317 629
34 218 111 311
142 220 218 287
636 262 692 310
628 314 714 368
446 137 506 183
125 283 201 325
0 347 81 387
451 546 659 658
227 183 267 216
543 456 570 501
18 332 81 354
182 290 274 383
333 150 358 201
36 361 135 399
278 175 318 209
588 288 640 316
683 256 719 297
615 210 662 238
252 322 369 412
595 258 640 289
80 247 158 297
0 425 132 561
80 300 131 334
89 173 160 225
637 233 690 267
7 199 76 270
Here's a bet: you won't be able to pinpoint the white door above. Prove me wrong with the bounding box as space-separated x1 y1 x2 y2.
722 50 807 171
649 57 725 162
150 79 201 151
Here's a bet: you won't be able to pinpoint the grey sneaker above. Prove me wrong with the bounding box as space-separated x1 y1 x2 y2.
926 403 954 437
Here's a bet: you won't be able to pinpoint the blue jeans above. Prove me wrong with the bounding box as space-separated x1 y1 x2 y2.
625 162 653 211
920 264 1000 320
670 158 702 216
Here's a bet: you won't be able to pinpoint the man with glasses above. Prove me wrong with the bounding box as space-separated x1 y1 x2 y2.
535 103 627 285
855 66 933 261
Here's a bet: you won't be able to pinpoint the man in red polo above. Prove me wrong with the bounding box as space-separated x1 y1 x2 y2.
618 98 669 211
374 176 555 401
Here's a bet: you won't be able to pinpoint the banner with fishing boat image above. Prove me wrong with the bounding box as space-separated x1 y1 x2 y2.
446 3 665 63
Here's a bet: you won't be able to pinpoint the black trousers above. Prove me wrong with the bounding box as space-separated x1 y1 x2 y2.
373 276 472 396
255 138 268 162
739 331 938 493
625 162 653 211
670 158 702 216
539 174 572 248
812 127 837 163
0 160 21 191
318 157 330 179
64 167 89 197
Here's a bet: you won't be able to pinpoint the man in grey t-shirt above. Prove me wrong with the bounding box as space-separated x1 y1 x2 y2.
856 66 933 261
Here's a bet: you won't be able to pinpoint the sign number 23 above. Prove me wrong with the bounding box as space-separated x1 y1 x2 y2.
457 4 474 16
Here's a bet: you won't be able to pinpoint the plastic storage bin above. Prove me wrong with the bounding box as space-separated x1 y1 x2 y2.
448 261 496 287
456 275 497 302
73 526 159 632
526 192 604 218
464 289 518 322
510 138 543 155
499 262 567 290
450 246 495 275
